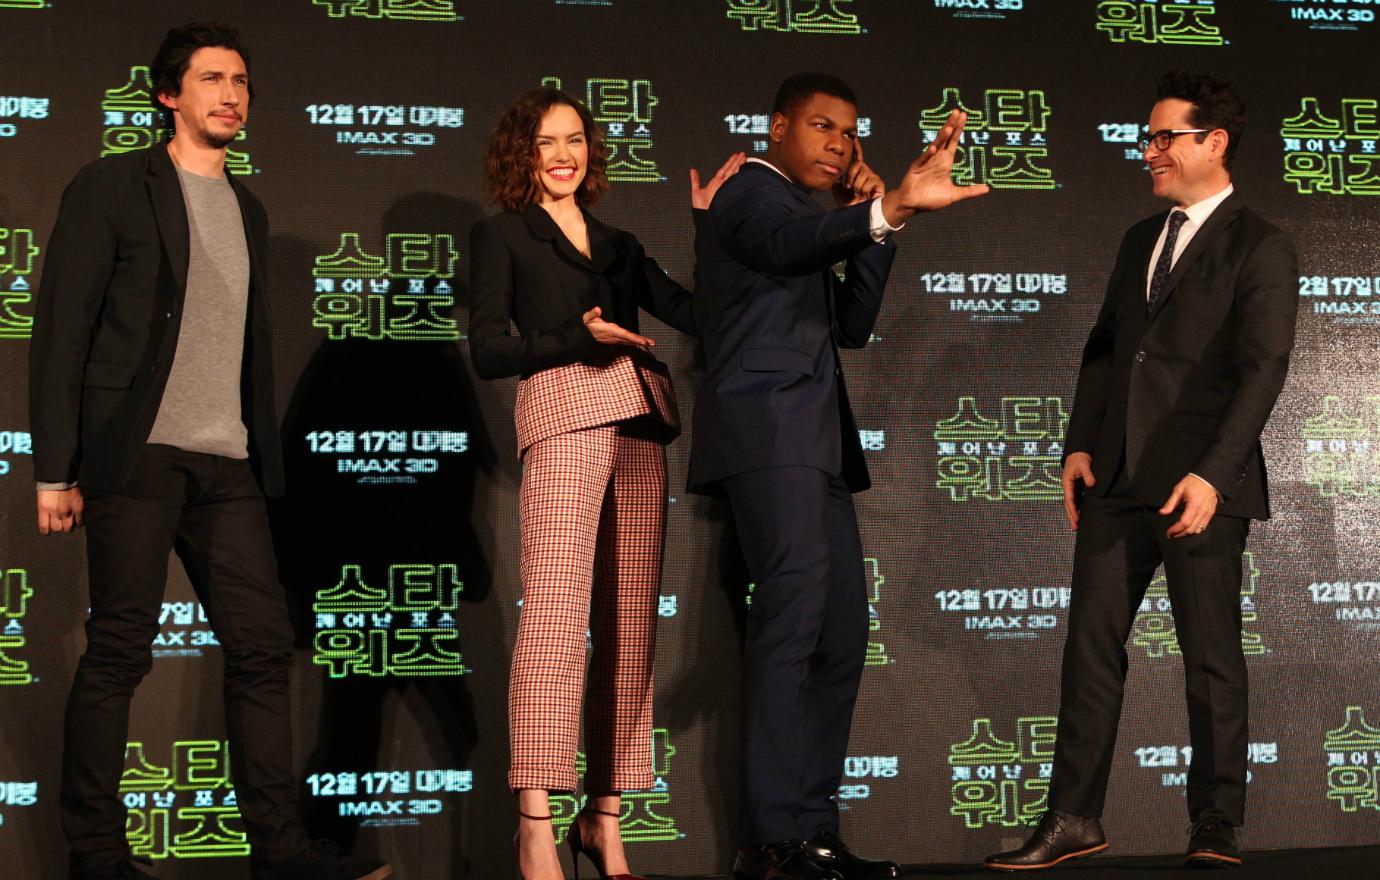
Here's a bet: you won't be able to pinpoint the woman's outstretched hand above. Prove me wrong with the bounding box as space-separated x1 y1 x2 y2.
583 306 654 347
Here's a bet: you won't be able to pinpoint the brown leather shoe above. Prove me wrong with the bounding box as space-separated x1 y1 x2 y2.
984 811 1107 871
1185 811 1242 868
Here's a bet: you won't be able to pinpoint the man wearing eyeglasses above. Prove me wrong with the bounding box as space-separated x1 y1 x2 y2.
985 71 1298 872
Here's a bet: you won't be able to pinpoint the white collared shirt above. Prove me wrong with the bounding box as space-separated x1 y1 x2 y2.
1144 183 1234 300
745 157 903 243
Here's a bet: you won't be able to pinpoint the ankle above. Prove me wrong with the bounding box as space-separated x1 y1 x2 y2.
582 793 621 814
577 811 618 838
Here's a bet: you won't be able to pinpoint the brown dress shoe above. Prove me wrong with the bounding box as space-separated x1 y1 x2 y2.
984 810 1107 871
1185 810 1242 868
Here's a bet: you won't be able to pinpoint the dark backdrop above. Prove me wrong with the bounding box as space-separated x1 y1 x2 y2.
2 1 1378 877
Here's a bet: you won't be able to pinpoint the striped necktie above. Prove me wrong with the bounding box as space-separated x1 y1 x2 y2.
1147 209 1189 315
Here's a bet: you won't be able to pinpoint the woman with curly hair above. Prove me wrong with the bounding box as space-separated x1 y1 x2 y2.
469 87 742 880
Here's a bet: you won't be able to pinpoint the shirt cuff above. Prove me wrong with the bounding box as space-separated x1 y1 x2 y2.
869 197 903 243
37 481 78 491
1187 473 1221 500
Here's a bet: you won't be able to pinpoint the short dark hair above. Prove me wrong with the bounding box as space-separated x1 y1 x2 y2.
771 72 858 118
150 23 254 135
485 87 609 212
1156 70 1245 168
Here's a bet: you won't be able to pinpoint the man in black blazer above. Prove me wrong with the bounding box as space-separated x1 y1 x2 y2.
29 24 387 880
986 72 1298 872
691 73 986 880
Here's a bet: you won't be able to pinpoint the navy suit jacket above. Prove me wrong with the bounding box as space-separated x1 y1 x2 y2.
688 162 896 494
1064 191 1298 520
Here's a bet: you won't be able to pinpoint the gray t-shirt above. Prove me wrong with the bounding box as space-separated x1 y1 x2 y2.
146 166 252 459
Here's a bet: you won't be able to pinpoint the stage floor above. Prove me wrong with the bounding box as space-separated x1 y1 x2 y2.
646 845 1380 879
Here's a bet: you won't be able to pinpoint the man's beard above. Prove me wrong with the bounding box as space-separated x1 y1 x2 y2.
197 121 238 150
200 130 237 148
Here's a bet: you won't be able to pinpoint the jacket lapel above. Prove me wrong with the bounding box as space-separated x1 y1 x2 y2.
584 211 617 273
145 144 190 301
745 160 819 214
1126 214 1163 314
1148 192 1243 319
521 203 600 272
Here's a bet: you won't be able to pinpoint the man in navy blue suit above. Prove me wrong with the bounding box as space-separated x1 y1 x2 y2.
689 73 987 880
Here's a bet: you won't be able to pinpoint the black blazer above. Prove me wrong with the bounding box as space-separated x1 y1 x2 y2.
688 162 896 494
1065 191 1299 520
467 204 700 381
28 146 284 496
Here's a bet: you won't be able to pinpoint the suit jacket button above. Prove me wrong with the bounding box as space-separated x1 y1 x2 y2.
1135 351 1147 362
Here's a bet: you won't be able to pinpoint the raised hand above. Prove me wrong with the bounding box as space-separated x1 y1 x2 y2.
690 151 747 210
583 306 654 348
832 135 885 208
881 109 990 226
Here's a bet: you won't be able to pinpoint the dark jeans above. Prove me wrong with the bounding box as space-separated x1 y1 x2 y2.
61 444 309 866
722 467 868 846
1049 467 1250 825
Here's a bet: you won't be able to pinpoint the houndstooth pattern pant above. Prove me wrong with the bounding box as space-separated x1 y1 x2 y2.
508 423 666 793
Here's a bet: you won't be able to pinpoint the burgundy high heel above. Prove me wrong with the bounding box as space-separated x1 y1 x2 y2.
515 810 555 880
564 806 646 880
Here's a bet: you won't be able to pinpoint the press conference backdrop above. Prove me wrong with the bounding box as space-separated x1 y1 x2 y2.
1 1 1378 877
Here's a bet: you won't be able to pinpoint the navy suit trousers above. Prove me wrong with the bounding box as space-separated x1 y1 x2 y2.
722 466 868 846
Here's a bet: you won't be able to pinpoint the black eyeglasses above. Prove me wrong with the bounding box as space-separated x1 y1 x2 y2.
1137 128 1211 152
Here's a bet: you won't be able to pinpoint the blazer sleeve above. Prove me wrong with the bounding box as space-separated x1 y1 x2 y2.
832 234 896 349
467 218 600 380
1191 230 1300 496
28 162 119 485
630 211 709 337
710 174 879 277
1064 231 1133 458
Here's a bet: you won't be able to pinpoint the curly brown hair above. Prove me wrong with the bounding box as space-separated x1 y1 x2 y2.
486 88 609 211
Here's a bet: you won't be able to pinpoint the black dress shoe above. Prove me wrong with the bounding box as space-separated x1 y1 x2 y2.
804 830 900 879
251 839 391 880
984 810 1107 871
734 839 844 880
1185 811 1241 868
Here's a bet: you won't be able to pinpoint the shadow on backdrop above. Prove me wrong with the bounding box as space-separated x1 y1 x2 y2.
269 193 495 877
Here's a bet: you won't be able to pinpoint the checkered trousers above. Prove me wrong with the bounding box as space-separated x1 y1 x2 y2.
508 356 675 793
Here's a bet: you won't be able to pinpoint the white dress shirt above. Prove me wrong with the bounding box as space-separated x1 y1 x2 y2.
744 157 903 243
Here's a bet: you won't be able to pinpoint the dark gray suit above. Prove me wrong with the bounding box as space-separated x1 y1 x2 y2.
1051 191 1298 826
